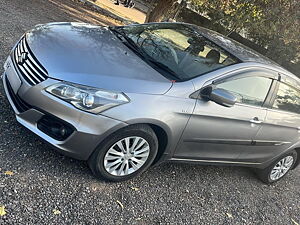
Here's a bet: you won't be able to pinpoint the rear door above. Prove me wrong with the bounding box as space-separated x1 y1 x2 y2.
239 76 300 163
174 70 277 162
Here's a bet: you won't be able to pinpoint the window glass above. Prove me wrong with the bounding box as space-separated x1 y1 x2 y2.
216 76 272 106
273 83 300 114
118 23 239 81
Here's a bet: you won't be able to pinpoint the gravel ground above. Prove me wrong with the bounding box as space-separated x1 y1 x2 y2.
0 0 299 224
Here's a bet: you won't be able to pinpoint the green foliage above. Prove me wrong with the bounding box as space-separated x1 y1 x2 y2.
191 0 262 34
191 0 300 69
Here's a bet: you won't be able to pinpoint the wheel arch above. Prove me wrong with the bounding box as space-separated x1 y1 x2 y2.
147 123 169 164
125 118 173 164
89 119 173 164
292 147 300 169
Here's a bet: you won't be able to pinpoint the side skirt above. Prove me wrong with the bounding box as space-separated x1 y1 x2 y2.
169 157 262 168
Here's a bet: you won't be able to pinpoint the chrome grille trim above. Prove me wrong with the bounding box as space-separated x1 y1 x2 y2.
21 38 47 75
13 36 48 85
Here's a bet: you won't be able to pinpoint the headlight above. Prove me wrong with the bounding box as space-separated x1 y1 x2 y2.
46 82 130 114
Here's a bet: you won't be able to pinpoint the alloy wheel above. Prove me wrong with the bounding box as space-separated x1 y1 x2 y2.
104 136 150 176
270 155 294 181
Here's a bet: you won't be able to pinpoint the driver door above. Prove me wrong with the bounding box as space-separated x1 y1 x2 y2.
174 71 277 162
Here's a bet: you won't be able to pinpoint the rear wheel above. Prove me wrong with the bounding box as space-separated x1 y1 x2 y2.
257 150 297 184
88 124 158 182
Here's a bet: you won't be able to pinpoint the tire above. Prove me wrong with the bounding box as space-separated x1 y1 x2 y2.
257 150 297 184
88 124 158 182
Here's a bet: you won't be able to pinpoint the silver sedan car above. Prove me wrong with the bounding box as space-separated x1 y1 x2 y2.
2 22 300 183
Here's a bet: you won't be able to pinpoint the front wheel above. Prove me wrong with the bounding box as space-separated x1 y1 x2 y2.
88 124 158 182
257 150 297 184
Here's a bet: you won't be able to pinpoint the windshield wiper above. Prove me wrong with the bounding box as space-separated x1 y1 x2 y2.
109 27 140 51
109 27 180 81
145 59 181 81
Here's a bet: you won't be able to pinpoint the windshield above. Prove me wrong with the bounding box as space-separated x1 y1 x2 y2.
113 23 239 81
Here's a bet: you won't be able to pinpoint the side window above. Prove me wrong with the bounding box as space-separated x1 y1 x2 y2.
215 76 273 107
273 82 300 114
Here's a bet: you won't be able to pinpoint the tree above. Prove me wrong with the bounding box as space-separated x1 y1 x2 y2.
191 0 300 73
145 0 178 22
247 0 300 66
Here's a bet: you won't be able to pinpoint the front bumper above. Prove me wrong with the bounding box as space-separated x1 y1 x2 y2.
2 56 127 160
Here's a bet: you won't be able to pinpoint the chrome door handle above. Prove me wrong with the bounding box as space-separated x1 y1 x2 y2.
250 117 263 124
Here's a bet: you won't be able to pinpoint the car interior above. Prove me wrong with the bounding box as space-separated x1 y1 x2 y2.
128 27 238 80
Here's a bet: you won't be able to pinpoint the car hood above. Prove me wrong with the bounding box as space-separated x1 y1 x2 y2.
26 22 172 94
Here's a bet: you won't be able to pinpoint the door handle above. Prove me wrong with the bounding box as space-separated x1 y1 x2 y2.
250 117 263 124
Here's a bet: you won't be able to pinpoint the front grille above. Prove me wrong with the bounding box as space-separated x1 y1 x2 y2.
13 36 48 85
5 76 32 113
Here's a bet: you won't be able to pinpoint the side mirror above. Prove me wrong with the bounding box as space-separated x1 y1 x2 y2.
200 86 237 107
